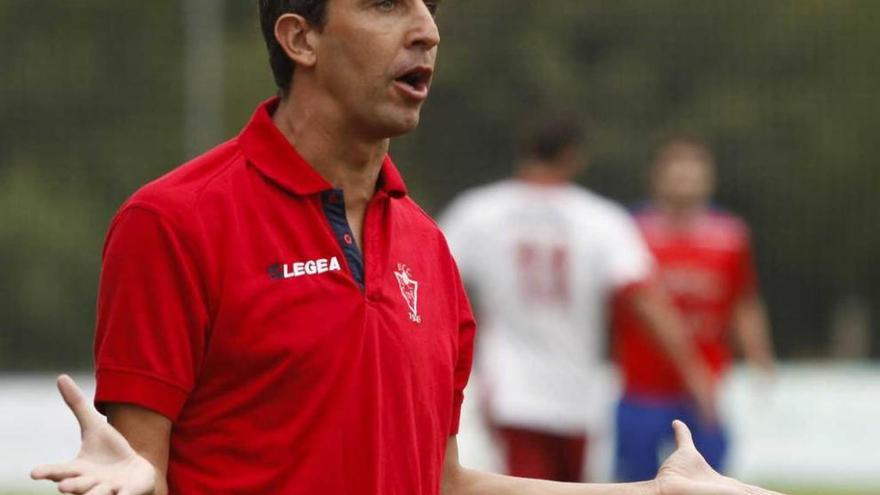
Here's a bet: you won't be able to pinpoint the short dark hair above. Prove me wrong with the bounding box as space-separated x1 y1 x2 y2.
258 0 329 95
518 114 587 162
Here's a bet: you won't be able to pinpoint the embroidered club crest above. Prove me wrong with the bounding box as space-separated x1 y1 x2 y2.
394 263 421 324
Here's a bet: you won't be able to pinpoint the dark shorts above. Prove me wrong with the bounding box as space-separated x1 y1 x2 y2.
494 425 588 482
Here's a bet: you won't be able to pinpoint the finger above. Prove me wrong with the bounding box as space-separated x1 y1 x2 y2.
671 419 696 450
58 475 98 494
83 484 114 495
30 463 81 481
57 374 100 431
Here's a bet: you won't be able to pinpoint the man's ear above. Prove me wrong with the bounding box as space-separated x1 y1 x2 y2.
275 13 318 69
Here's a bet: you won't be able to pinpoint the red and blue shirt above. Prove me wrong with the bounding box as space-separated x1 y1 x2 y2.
94 98 475 494
614 206 757 395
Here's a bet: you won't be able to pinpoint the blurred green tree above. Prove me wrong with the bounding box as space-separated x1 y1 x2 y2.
1 1 877 369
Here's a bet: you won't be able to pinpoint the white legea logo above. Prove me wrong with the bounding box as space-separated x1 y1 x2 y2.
268 256 342 280
394 263 421 324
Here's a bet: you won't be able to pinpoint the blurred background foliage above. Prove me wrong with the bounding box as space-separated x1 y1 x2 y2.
1 1 877 370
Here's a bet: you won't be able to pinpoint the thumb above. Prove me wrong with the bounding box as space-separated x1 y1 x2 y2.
672 420 696 450
57 374 100 433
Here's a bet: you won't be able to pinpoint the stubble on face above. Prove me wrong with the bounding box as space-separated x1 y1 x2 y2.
313 0 440 140
654 158 716 211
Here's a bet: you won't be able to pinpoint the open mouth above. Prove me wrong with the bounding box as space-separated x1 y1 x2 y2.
394 67 433 99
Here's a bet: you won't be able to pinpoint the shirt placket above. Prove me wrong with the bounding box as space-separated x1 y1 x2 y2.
321 189 365 290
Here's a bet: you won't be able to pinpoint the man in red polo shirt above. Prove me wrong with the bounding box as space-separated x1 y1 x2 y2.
33 2 785 494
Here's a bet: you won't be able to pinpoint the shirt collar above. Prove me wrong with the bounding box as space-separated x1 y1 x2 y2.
239 97 408 199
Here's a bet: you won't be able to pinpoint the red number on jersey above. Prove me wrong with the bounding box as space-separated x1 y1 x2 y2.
516 242 570 306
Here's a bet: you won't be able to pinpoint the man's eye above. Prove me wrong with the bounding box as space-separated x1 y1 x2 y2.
424 1 440 16
376 0 396 12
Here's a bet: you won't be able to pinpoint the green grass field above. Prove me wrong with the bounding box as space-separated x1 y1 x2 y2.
774 490 879 495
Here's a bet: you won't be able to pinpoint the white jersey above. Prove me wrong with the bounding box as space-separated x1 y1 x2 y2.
439 179 652 434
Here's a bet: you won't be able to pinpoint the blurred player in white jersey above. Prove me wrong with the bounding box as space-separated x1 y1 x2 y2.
440 116 714 482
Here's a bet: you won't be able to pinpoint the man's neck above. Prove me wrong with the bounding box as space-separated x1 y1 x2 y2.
655 201 706 228
272 95 388 209
515 161 574 185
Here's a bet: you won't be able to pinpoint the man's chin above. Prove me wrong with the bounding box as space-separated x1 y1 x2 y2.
371 111 422 139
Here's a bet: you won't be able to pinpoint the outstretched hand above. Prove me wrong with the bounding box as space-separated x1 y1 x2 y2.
655 420 785 495
30 375 156 495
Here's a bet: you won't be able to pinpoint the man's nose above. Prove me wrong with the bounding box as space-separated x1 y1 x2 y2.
406 3 440 50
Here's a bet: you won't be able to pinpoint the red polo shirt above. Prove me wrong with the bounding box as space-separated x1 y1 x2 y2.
94 98 476 494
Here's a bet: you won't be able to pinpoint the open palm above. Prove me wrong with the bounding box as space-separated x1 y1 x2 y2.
656 421 785 495
31 375 156 495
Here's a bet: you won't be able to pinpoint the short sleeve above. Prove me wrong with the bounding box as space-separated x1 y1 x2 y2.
732 227 758 299
93 205 209 421
604 210 654 291
448 268 476 436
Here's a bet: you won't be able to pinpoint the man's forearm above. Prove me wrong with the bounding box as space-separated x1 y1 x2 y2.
625 285 716 423
734 295 775 373
152 472 169 495
106 403 172 495
440 427 786 495
445 466 656 495
628 285 708 381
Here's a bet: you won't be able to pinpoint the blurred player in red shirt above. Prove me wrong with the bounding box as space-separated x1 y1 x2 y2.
613 134 776 481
